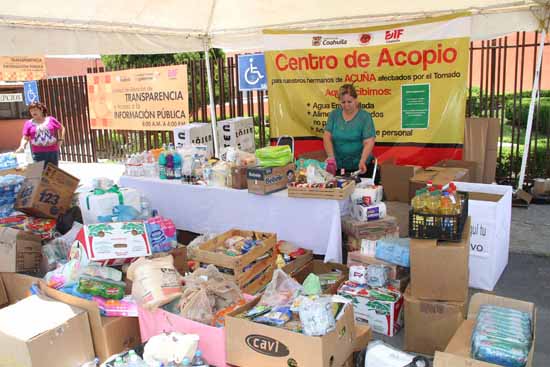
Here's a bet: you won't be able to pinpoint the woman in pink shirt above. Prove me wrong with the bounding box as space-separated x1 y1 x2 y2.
16 102 65 167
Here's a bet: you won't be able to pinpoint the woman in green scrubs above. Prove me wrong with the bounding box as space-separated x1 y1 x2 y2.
323 84 376 176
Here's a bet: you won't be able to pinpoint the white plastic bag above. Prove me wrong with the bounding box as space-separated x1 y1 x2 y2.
127 255 183 310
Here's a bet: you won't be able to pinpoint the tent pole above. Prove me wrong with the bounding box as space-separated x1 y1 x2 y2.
204 37 219 157
517 29 546 190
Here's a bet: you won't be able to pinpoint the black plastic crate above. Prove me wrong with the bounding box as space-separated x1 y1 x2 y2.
408 191 469 242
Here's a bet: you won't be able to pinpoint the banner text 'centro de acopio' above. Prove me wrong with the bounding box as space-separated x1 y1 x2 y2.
87 65 189 131
264 14 471 165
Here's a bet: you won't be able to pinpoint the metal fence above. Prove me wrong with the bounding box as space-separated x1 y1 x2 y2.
468 32 550 186
38 33 550 186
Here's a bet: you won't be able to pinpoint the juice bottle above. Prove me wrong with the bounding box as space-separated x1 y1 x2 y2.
427 190 441 214
440 192 453 215
448 182 461 214
411 190 422 211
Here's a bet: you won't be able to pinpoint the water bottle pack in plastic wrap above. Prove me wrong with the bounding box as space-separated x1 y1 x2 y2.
0 152 18 171
472 304 532 367
0 174 25 218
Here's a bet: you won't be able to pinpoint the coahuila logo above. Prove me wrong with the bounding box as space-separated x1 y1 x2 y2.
245 334 290 357
311 36 348 47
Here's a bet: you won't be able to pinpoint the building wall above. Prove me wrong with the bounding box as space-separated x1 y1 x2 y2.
0 119 25 152
45 57 104 77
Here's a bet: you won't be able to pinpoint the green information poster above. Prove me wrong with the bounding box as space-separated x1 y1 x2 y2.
401 84 430 129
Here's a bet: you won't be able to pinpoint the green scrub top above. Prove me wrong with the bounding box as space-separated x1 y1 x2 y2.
325 108 376 171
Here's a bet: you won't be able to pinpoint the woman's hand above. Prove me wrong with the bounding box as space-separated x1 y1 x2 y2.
359 160 367 174
15 147 24 153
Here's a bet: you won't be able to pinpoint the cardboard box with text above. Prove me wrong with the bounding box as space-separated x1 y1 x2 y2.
226 297 355 367
247 163 295 195
0 228 42 273
15 162 80 219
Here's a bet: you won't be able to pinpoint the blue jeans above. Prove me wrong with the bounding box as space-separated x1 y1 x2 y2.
32 151 59 167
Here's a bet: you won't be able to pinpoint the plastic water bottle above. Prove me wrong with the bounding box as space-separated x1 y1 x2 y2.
113 356 125 367
173 150 182 179
191 350 208 366
127 350 147 367
181 357 191 366
159 144 167 179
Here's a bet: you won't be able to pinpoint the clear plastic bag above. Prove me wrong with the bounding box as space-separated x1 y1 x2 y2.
258 269 303 308
297 296 335 336
179 288 214 325
255 145 293 167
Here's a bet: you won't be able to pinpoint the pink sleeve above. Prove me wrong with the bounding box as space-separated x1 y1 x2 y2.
22 120 32 137
48 116 62 130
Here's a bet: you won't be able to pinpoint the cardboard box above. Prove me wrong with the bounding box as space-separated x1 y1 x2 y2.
409 166 470 200
247 163 295 195
0 294 94 367
0 273 44 305
226 297 356 367
464 118 499 184
455 183 512 291
0 166 26 177
0 227 42 272
292 260 349 294
381 159 422 203
217 116 256 153
0 274 8 307
69 221 152 266
174 122 215 157
404 287 466 356
15 162 80 219
341 215 399 239
435 293 536 367
410 218 471 302
385 201 410 238
42 285 141 363
231 166 248 189
435 159 479 183
338 281 403 337
347 251 409 280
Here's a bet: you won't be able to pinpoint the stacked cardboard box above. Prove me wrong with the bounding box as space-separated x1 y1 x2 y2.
404 218 471 356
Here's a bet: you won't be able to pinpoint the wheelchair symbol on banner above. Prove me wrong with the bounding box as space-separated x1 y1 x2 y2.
244 58 264 86
238 53 267 91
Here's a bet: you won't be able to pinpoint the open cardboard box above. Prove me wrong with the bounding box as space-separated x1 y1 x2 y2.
434 293 536 367
0 294 94 367
226 296 356 367
292 259 348 294
41 283 141 362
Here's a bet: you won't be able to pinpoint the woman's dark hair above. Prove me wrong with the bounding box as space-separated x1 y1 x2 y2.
28 102 48 115
338 84 358 99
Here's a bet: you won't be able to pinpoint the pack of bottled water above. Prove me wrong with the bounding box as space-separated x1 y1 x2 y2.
0 152 18 171
0 174 25 218
472 304 532 367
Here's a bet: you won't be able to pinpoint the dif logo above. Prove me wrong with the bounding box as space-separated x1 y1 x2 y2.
385 28 404 43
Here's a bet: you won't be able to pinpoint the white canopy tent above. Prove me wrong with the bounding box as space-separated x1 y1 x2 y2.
0 0 548 177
